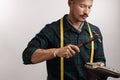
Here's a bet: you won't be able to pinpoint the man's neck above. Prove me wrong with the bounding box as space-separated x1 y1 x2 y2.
67 15 83 29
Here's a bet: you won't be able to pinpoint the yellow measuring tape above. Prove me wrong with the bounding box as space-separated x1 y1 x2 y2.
87 23 95 63
60 18 94 80
60 18 64 80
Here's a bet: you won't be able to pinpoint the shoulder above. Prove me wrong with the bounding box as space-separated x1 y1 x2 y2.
88 23 100 31
41 19 60 33
87 22 103 37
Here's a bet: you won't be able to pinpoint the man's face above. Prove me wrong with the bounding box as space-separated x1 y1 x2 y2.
69 0 93 22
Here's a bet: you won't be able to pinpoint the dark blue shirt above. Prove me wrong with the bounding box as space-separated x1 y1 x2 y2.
22 15 106 80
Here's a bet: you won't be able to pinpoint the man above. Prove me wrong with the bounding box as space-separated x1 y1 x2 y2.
22 0 106 80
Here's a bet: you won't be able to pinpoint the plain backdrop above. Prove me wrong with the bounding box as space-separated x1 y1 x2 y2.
0 0 120 80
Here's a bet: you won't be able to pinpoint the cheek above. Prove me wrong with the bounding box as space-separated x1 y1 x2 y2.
75 7 83 14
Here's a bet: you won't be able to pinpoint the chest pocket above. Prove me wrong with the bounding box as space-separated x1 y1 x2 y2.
84 42 97 50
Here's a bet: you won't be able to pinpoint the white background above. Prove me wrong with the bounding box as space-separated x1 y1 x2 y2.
0 0 120 80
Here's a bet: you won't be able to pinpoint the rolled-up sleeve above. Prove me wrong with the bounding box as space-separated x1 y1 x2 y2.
22 29 49 64
22 24 56 64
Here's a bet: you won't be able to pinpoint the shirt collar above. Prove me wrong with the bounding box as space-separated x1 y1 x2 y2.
62 14 72 32
63 14 89 33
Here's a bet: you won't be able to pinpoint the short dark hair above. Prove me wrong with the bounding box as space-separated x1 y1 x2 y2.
71 0 77 3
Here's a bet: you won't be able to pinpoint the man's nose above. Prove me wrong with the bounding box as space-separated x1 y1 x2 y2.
84 8 90 14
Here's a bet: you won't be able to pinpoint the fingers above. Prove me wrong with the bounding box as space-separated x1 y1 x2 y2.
69 44 80 53
61 44 80 58
96 62 105 67
55 44 80 58
67 46 76 57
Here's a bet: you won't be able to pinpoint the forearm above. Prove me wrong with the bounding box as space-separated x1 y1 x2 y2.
31 48 55 64
31 44 80 64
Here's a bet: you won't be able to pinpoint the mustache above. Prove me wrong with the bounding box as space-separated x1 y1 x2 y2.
80 14 89 17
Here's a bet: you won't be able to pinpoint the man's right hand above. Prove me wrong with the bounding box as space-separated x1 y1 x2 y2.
55 44 80 58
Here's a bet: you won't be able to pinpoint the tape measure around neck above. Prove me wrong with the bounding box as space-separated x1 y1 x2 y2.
60 18 94 80
87 23 94 63
60 18 64 80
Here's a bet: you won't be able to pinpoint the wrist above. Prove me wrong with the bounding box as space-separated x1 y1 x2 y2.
53 48 57 57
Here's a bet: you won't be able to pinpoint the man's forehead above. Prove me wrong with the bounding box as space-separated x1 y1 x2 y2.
75 0 93 4
75 0 93 2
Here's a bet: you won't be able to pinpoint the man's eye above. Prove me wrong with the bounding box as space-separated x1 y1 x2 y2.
80 5 85 8
88 6 91 9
